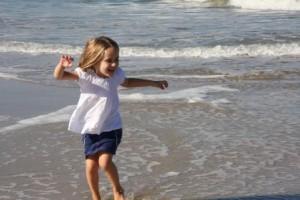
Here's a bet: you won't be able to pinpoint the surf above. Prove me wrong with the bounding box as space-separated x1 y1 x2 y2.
1 41 300 58
163 0 300 10
228 0 300 11
0 85 238 133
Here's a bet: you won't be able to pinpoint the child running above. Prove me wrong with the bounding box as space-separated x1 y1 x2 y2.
53 36 168 200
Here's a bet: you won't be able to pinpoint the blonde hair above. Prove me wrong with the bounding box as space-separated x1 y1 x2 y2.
79 36 119 71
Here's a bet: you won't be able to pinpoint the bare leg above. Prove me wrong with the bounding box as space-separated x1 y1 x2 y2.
98 153 125 200
86 154 101 200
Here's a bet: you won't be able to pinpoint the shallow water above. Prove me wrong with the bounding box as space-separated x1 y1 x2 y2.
1 78 299 199
0 0 300 199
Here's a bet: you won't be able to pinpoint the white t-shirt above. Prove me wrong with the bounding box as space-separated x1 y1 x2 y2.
68 67 126 134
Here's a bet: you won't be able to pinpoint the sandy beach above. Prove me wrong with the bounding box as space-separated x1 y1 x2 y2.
1 77 300 199
1 0 300 199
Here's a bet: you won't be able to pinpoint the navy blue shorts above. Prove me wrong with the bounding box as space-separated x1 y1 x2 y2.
82 129 122 158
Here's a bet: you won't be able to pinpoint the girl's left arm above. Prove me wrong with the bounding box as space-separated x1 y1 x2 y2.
121 78 168 90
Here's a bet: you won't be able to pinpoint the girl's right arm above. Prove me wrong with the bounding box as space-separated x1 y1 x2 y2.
53 55 79 80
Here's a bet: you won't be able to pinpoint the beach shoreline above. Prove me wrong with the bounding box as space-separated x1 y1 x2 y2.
1 0 300 199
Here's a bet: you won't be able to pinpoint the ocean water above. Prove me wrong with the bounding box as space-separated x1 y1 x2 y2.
0 0 300 199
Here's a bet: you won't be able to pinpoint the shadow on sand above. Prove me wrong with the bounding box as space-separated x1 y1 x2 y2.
203 194 300 200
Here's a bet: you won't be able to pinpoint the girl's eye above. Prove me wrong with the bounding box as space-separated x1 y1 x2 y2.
106 58 119 63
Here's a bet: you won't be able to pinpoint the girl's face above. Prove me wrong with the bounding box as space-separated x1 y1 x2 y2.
95 47 119 78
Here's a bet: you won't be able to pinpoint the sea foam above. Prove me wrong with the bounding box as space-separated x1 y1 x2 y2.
163 0 300 11
1 41 299 58
229 0 300 11
120 85 238 103
0 72 34 82
0 105 74 133
123 43 300 58
0 85 238 133
137 74 227 79
0 41 82 55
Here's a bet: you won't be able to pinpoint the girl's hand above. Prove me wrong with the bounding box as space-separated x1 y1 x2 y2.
59 55 73 68
155 80 168 90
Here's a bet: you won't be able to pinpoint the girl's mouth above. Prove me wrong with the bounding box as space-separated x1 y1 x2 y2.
107 68 115 74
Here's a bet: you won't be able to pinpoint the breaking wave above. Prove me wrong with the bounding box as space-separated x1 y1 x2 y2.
228 0 300 11
163 0 300 11
1 41 300 58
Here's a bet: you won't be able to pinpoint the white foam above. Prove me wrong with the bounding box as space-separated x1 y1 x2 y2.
162 0 207 7
1 41 300 58
160 171 180 178
0 105 74 133
0 41 82 55
0 72 33 82
163 0 300 10
0 115 11 122
211 98 231 105
136 74 226 79
229 0 300 11
0 86 237 133
146 161 161 172
122 43 300 58
120 85 238 103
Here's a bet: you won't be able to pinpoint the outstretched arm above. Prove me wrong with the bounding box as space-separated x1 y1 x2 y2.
53 55 78 80
121 78 168 90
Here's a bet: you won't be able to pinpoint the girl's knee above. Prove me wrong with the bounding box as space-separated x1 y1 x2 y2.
98 153 113 171
86 155 99 172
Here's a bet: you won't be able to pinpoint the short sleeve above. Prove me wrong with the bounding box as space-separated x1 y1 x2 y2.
74 67 83 85
74 67 83 78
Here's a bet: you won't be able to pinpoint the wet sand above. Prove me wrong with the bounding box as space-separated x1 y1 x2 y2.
0 79 300 200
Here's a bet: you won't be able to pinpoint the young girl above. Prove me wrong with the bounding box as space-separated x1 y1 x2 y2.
53 36 168 200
